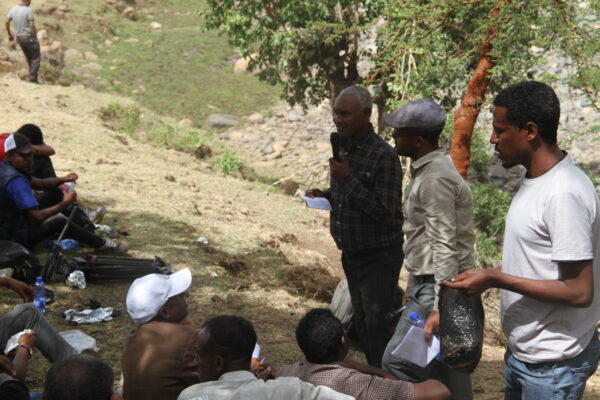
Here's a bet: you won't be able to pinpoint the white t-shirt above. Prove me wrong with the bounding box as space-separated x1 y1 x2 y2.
500 154 600 363
6 5 35 37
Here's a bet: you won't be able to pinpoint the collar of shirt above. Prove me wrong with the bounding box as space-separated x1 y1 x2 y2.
219 370 257 382
410 147 447 175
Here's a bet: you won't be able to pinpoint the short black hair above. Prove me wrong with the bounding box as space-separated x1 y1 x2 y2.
43 354 114 400
16 124 44 145
203 315 257 363
493 81 560 145
296 308 344 364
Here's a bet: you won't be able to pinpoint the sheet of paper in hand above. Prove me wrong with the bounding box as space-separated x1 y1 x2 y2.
391 326 440 367
300 196 332 211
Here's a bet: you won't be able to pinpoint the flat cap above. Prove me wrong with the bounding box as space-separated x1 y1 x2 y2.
384 99 446 132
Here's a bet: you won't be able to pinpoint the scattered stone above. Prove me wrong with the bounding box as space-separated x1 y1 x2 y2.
144 40 153 47
150 21 162 29
124 38 139 43
247 113 264 124
122 6 135 19
82 62 102 70
109 66 118 71
84 51 98 60
165 175 176 182
286 111 301 122
115 135 129 146
64 48 83 59
137 131 149 143
37 29 50 46
206 114 238 128
233 56 259 76
112 36 120 41
178 119 193 127
272 141 287 153
261 143 274 155
41 41 64 67
278 178 300 196
104 40 113 46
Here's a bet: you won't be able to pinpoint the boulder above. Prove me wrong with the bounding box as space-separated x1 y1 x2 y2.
84 51 98 60
233 56 260 76
122 6 135 19
247 113 264 124
64 48 82 59
37 29 50 46
206 114 238 128
41 41 64 67
150 21 162 30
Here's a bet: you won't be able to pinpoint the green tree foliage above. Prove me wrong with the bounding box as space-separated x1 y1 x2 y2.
201 0 382 108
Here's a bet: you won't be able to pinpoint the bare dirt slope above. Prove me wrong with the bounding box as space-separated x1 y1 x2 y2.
0 77 598 398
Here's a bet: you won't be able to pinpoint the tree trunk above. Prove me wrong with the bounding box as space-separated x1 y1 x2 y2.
450 2 503 179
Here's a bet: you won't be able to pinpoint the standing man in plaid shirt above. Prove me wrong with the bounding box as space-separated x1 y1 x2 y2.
306 85 404 367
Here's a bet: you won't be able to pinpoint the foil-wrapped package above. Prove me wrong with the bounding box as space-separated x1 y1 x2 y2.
66 270 86 289
64 307 114 324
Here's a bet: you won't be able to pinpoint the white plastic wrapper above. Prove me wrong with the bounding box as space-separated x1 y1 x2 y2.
66 270 86 289
59 330 99 353
64 307 114 324
3 329 33 355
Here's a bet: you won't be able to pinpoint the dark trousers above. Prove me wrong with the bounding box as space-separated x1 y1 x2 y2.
16 36 40 82
341 243 403 367
27 214 104 249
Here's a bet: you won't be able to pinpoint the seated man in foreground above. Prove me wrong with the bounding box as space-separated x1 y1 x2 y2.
0 276 77 399
121 268 199 400
0 133 126 253
279 308 449 400
177 315 354 400
43 354 122 400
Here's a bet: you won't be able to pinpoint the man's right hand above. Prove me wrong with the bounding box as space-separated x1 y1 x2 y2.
63 190 77 205
305 188 323 198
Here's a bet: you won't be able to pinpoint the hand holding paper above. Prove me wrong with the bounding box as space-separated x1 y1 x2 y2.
391 326 440 367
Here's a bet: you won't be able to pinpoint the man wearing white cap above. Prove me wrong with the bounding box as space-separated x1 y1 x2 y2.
121 268 200 400
381 99 475 399
0 132 127 253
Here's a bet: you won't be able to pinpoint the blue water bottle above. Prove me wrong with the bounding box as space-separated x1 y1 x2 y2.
59 239 79 250
34 276 46 314
409 311 425 328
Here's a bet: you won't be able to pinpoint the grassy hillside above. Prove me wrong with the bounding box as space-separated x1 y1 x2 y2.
33 0 279 124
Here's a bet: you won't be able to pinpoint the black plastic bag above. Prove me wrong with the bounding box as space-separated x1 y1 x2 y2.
439 285 484 373
0 240 42 283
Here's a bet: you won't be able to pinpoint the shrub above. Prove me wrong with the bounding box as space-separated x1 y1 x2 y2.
98 102 141 134
469 182 511 268
213 149 241 175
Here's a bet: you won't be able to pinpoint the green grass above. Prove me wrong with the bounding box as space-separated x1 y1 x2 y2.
41 0 279 125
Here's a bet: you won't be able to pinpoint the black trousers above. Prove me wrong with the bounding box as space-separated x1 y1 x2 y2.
27 214 104 249
16 35 40 82
341 242 403 367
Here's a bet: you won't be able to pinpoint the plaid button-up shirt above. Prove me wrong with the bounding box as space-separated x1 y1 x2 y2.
279 361 414 400
323 125 404 251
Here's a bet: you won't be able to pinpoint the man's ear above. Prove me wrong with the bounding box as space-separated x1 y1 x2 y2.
215 354 226 375
525 121 539 142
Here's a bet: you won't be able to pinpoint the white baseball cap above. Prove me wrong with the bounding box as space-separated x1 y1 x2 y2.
126 268 192 324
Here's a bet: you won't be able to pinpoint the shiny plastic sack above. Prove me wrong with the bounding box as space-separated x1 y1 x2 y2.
439 285 484 373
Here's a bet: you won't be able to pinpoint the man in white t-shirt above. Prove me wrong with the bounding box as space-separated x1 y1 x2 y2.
5 0 40 83
446 80 599 400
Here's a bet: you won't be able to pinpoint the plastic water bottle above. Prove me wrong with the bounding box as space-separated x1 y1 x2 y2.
409 311 426 328
59 239 79 250
34 277 46 314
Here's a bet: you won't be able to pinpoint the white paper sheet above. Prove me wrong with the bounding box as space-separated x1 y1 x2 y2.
300 196 332 211
390 326 440 367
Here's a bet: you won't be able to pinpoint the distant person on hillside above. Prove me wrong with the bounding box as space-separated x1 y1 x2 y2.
279 308 450 400
43 354 123 400
5 0 40 83
178 315 354 400
0 133 127 253
121 268 199 400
